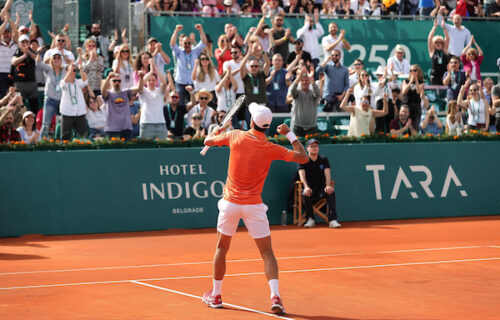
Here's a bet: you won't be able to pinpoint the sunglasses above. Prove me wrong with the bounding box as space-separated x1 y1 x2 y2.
230 51 238 55
170 96 179 99
121 50 130 53
199 57 209 61
221 39 227 42
332 54 340 57
250 65 259 68
353 63 362 66
72 69 77 73
361 74 369 77
112 79 122 82
192 116 202 120
470 89 478 92
87 44 96 48
198 97 209 100
450 61 458 64
184 42 192 45
57 39 66 42
362 100 370 104
53 56 62 60
410 69 418 72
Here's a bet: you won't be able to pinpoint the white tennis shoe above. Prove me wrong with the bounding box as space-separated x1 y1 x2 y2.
329 220 342 228
304 218 315 228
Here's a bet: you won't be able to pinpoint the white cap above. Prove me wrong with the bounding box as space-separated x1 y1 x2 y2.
248 103 272 128
22 111 35 120
375 66 385 75
18 34 30 43
50 49 63 57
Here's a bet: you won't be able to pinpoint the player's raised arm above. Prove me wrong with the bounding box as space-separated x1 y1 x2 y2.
276 124 308 164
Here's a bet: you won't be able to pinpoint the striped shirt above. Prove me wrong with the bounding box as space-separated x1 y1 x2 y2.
0 40 18 73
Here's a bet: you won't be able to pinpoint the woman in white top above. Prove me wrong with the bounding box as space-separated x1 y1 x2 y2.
457 80 490 130
137 59 169 139
445 100 464 136
17 111 40 143
215 66 237 112
112 44 134 90
86 95 106 139
192 52 220 107
340 88 388 137
60 61 88 140
353 70 383 108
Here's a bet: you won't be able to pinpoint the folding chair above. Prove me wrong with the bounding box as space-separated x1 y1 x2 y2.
293 181 334 226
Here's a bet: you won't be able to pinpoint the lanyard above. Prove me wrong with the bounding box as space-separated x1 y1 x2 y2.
470 99 480 122
197 105 209 125
249 74 260 93
436 50 443 64
273 68 282 85
167 104 178 122
53 69 62 92
68 81 78 105
224 87 232 109
184 51 192 70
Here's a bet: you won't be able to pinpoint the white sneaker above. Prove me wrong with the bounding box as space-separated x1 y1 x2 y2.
304 218 315 228
329 220 341 228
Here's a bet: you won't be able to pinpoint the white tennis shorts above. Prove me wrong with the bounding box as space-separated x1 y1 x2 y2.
217 198 270 239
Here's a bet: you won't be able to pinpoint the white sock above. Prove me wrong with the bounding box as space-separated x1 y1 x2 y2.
212 279 223 296
268 279 280 298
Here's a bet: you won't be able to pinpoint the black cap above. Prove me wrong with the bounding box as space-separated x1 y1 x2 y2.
306 139 319 147
295 39 303 44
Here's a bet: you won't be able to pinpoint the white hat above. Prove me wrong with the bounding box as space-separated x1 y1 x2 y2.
395 44 405 53
375 66 385 75
18 34 30 43
224 0 233 6
50 49 63 57
22 111 35 120
249 103 272 128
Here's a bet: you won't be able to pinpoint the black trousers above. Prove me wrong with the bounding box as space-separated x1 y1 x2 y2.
303 188 337 221
61 115 88 140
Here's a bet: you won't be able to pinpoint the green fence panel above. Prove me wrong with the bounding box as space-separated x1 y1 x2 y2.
1 142 499 237
150 16 500 76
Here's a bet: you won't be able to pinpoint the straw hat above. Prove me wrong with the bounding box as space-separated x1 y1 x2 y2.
195 89 213 102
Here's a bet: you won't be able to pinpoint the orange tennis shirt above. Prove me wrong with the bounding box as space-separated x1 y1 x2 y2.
213 129 295 205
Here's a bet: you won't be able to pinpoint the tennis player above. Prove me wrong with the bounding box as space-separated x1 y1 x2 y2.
202 103 309 314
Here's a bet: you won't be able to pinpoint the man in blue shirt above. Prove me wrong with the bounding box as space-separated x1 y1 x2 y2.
420 105 443 135
316 49 349 112
266 53 291 113
170 24 208 106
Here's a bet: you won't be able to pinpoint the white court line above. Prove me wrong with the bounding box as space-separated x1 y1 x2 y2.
490 246 500 249
131 280 296 320
0 245 485 276
1 256 499 290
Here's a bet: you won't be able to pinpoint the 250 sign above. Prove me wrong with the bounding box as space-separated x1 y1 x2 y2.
348 44 412 68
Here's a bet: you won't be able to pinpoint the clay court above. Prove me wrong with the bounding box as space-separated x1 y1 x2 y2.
1 216 499 320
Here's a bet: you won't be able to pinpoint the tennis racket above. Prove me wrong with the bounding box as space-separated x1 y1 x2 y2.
200 94 246 156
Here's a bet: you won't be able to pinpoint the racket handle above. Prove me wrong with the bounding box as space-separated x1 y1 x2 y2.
200 145 210 156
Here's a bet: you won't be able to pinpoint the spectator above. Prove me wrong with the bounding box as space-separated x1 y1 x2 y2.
483 77 496 132
192 52 220 107
79 39 105 96
239 47 271 127
146 38 171 80
215 67 238 112
353 70 384 108
445 100 464 135
299 139 341 228
285 0 304 13
322 22 351 66
264 0 286 17
457 80 490 130
316 49 349 112
45 34 75 66
186 89 216 129
35 49 65 139
112 44 134 90
108 28 128 63
320 0 335 16
0 109 21 143
183 112 207 140
101 71 140 140
29 38 45 87
86 23 111 68
240 3 253 16
0 16 18 97
133 51 153 86
224 23 244 48
215 35 232 75
348 58 363 88
443 55 466 101
59 62 88 140
27 10 44 47
170 24 208 105
419 0 437 15
303 0 317 14
336 0 356 16
155 0 179 11
376 86 401 133
445 14 472 57
461 36 483 83
289 69 321 136
266 53 292 113
137 61 169 139
271 14 294 63
387 44 410 77
340 88 389 137
286 39 312 67
401 64 425 130
246 18 274 54
420 105 443 134
16 110 39 143
389 105 418 136
486 0 500 17
11 34 39 113
365 0 382 16
222 0 241 14
428 18 450 85
86 95 106 139
492 83 500 132
222 46 246 124
202 0 223 17
399 0 419 15
296 11 324 71
164 91 188 139
208 110 230 134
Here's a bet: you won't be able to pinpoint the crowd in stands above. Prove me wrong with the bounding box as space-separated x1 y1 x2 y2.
1 0 500 145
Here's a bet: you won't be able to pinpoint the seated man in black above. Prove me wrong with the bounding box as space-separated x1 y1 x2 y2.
298 139 341 228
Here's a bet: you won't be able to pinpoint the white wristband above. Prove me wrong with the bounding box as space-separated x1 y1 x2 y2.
286 132 297 143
